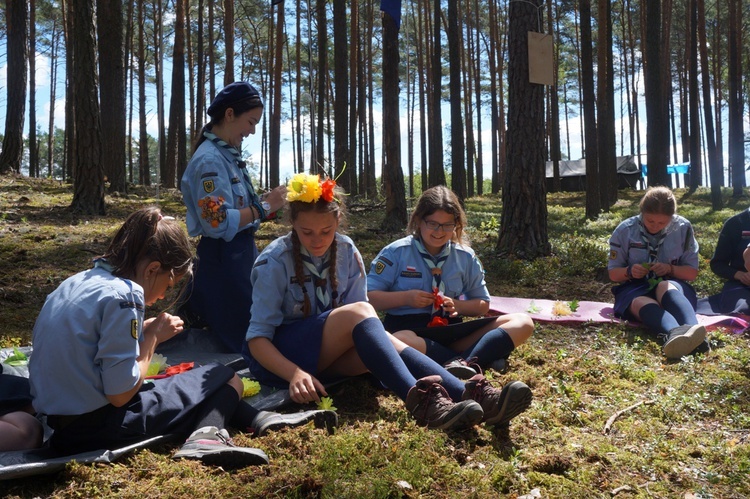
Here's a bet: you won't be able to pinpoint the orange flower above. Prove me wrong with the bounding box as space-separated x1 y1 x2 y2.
321 179 337 202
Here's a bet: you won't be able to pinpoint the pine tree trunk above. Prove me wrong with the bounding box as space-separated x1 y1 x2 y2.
0 0 28 174
497 0 549 259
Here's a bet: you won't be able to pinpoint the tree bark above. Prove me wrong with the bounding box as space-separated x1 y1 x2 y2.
448 0 465 202
97 0 127 193
643 0 670 187
69 0 105 215
381 8 407 231
581 0 600 219
0 0 28 174
165 0 187 188
497 0 549 259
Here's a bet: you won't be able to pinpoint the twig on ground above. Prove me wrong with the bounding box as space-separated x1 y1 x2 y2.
611 484 633 496
603 399 656 434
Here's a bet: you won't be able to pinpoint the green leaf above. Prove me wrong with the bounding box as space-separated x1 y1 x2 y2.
569 300 579 312
527 300 541 313
317 396 337 411
3 347 28 366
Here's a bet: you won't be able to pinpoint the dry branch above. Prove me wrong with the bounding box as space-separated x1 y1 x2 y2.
603 399 656 434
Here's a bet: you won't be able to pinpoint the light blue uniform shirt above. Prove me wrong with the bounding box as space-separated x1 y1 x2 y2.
608 214 699 271
246 232 367 341
181 139 259 242
367 235 490 316
29 264 144 415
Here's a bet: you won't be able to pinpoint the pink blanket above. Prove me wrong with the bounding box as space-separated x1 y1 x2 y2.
488 296 749 333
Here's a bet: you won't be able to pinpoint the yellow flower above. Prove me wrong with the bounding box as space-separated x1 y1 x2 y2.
287 173 322 203
241 377 261 398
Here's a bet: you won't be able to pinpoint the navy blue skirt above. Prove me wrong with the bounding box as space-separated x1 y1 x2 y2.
612 278 697 319
48 363 235 454
696 281 750 315
244 310 333 389
188 230 258 353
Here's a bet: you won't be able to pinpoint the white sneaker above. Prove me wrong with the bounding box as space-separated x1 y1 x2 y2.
173 426 269 468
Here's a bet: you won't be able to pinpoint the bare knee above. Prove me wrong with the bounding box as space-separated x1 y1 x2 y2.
500 313 535 346
0 412 43 451
227 373 244 399
392 330 426 353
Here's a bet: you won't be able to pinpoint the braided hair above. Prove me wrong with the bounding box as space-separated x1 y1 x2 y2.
288 191 347 317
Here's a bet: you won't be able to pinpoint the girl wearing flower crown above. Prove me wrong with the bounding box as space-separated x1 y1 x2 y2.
367 186 534 378
180 82 287 353
245 175 533 430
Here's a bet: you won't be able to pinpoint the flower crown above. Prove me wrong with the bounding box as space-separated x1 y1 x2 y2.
286 173 338 203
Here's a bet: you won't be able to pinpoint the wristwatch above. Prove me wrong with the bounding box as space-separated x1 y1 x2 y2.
261 201 272 216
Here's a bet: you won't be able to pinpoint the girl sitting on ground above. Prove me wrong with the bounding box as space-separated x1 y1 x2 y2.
244 175 533 430
608 186 707 359
367 186 534 378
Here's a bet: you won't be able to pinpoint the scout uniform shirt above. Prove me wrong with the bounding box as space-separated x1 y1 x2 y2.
181 139 260 242
29 261 144 416
367 235 490 316
246 232 367 342
608 214 699 273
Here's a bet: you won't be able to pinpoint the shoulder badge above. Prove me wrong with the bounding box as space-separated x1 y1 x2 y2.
202 179 215 193
131 319 139 340
375 260 385 275
609 250 617 260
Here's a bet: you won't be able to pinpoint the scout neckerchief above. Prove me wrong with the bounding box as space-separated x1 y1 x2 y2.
203 130 262 214
413 237 451 293
638 216 667 280
300 246 332 314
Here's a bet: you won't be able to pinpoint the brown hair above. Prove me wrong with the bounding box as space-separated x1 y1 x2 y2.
103 206 193 282
639 186 677 217
288 192 347 317
408 186 468 245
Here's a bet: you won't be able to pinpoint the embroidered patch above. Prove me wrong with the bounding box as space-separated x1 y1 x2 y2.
198 196 226 228
400 271 422 278
629 242 646 249
609 250 617 260
291 275 312 284
378 256 394 266
202 179 215 193
406 265 417 272
119 301 145 311
375 261 386 274
131 319 139 340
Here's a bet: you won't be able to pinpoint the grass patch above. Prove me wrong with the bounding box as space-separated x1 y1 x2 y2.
1 175 749 497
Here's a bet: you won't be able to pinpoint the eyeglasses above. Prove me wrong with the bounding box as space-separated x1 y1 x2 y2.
422 219 457 232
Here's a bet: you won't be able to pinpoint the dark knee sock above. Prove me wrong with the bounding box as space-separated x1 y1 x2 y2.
461 328 515 367
660 289 698 325
193 384 240 431
229 400 261 433
424 338 461 365
352 317 416 401
638 303 679 338
399 347 466 401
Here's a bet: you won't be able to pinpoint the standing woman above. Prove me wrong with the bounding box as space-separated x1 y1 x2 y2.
367 186 534 377
245 175 533 430
181 82 286 353
608 186 707 359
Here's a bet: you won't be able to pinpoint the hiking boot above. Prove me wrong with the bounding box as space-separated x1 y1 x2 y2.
405 375 484 430
462 374 532 426
173 426 269 468
444 357 481 380
488 358 510 374
661 324 707 359
251 409 339 437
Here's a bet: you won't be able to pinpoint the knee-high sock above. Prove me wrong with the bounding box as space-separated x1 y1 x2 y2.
424 338 461 365
638 303 680 337
352 317 415 401
230 400 261 433
398 347 466 401
461 327 515 367
660 289 698 325
193 384 240 431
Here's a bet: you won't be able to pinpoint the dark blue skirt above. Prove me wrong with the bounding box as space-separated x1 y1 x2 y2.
244 310 333 389
612 278 697 319
48 363 235 454
695 281 750 316
188 230 258 353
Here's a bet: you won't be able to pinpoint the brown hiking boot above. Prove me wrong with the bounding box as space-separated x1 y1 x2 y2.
405 375 484 430
462 374 532 426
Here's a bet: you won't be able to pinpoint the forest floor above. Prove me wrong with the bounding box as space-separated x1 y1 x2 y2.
1 175 748 498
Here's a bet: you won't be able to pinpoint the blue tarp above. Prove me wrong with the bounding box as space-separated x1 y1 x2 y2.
641 162 690 176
